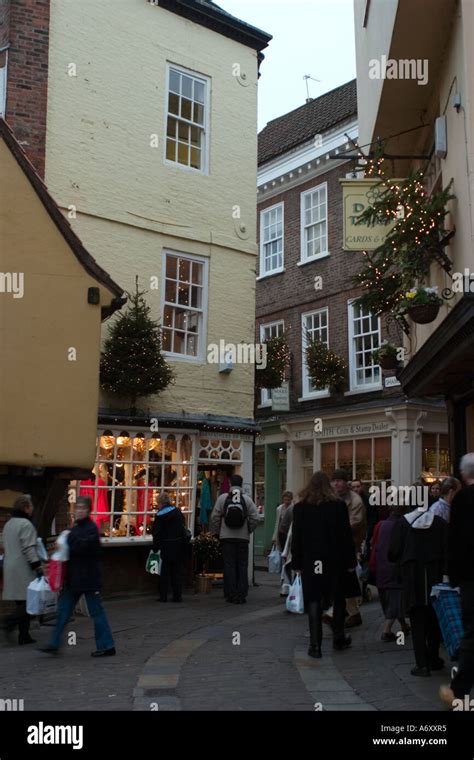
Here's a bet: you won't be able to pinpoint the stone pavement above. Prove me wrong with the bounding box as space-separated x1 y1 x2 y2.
0 572 449 712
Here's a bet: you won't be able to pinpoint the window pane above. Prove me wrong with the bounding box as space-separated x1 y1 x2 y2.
166 139 176 161
177 141 189 165
168 93 179 116
165 279 176 303
178 258 191 282
338 440 353 477
194 80 205 103
163 305 174 329
321 442 336 476
191 261 203 285
355 439 372 481
191 285 201 308
167 117 177 138
162 328 172 352
374 437 391 481
181 98 192 121
190 147 201 169
178 121 189 141
190 125 200 147
193 102 204 125
182 76 193 98
177 284 190 306
169 69 180 94
166 255 177 278
173 330 186 353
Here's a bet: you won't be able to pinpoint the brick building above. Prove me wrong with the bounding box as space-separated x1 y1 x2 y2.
254 81 449 554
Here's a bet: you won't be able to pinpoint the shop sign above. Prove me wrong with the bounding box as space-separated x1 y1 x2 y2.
272 382 290 412
340 179 399 251
315 421 391 438
385 376 401 387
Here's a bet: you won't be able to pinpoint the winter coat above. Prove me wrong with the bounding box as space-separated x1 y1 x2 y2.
371 516 403 590
388 508 447 609
209 487 259 542
152 504 187 561
344 490 367 550
291 499 358 604
2 511 40 601
271 503 293 544
448 484 474 586
65 517 102 593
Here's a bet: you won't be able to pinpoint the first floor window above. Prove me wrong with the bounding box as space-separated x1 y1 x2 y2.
259 320 284 406
302 308 329 397
349 301 381 390
68 431 195 540
320 436 391 484
260 204 284 276
301 183 328 261
162 252 206 358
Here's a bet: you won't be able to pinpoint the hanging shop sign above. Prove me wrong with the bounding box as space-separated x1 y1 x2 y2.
271 382 290 412
340 179 398 251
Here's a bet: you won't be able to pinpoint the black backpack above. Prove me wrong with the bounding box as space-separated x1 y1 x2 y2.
223 488 248 528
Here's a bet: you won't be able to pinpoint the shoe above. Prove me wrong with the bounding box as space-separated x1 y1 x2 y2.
172 597 183 603
308 645 322 659
381 632 397 642
19 636 37 645
91 648 116 657
429 656 445 671
225 596 234 603
439 685 455 710
411 666 431 677
38 645 59 654
333 635 352 651
345 613 362 628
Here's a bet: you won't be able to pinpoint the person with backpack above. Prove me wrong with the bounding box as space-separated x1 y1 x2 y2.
209 474 259 604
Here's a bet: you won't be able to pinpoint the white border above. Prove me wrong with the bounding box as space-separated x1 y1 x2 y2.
347 299 382 392
300 181 329 263
301 307 330 399
259 202 285 278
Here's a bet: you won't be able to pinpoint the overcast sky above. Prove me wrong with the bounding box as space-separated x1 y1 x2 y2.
219 0 356 132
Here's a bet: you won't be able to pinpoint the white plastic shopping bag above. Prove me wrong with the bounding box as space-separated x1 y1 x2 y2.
36 538 48 562
26 577 57 616
52 530 70 562
286 575 304 614
268 544 282 574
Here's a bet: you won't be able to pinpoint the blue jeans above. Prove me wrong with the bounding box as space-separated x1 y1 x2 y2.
49 589 115 651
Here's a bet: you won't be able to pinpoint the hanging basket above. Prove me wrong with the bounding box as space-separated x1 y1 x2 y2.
407 303 440 324
378 355 399 370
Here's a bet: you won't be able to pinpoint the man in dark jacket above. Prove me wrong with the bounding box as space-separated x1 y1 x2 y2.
440 454 474 707
39 496 115 657
389 506 447 676
152 492 188 602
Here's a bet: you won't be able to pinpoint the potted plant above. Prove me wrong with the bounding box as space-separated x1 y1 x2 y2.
305 337 346 393
192 533 222 593
399 286 444 324
372 342 399 370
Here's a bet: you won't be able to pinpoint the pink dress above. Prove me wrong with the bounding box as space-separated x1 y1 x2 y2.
79 479 109 530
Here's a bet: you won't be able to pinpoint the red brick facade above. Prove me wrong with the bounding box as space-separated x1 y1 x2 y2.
256 160 404 416
5 0 50 177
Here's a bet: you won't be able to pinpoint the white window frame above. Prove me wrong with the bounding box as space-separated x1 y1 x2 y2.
161 250 209 363
301 307 330 400
347 300 382 392
259 320 285 407
259 202 284 278
164 62 210 175
0 51 7 118
300 182 329 263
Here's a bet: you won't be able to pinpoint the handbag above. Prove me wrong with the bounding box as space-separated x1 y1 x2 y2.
146 550 162 575
48 559 66 593
286 575 305 614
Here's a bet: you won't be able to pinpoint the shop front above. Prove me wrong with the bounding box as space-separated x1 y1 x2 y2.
63 421 255 594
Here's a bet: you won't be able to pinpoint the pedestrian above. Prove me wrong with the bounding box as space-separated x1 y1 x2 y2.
291 471 357 658
272 490 293 553
39 496 115 657
388 503 447 676
440 453 474 708
429 476 461 523
428 480 442 507
352 479 377 602
2 494 43 645
329 469 366 627
209 474 259 604
152 491 188 602
369 504 410 641
280 522 294 597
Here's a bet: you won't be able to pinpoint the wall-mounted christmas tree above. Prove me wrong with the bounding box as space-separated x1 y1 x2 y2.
100 277 174 414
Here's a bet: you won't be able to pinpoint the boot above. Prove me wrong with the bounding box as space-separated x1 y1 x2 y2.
307 601 322 658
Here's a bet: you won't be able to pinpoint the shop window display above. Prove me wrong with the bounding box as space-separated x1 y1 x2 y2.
422 433 450 481
320 436 392 485
69 431 195 540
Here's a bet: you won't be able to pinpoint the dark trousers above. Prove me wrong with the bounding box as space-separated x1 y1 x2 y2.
222 540 249 599
6 600 31 643
278 531 287 552
451 581 474 698
159 558 182 601
409 603 441 668
332 595 347 643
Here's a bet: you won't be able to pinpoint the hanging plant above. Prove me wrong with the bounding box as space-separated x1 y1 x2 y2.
255 334 290 389
372 342 399 370
399 286 443 324
305 337 346 392
353 170 455 332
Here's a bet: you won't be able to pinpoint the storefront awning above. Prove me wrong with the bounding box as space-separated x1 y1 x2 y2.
398 294 474 398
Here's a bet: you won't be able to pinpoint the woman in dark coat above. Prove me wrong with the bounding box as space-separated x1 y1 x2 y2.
388 507 447 676
291 471 358 658
152 492 188 602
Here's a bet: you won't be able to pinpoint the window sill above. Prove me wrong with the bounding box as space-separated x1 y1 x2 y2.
257 403 272 409
297 253 330 267
298 391 330 401
256 268 286 281
163 352 203 364
164 159 209 177
344 386 383 396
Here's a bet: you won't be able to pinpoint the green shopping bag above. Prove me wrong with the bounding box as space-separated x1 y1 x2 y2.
146 550 161 575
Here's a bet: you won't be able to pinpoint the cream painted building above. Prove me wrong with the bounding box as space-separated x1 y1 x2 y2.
36 0 271 550
353 0 474 473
